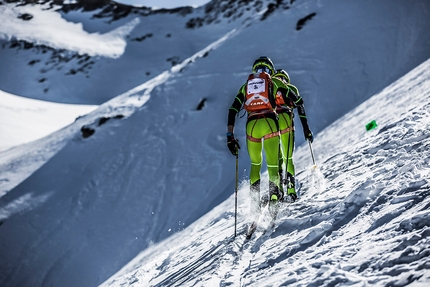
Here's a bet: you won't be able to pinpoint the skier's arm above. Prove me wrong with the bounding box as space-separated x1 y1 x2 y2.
294 98 313 143
278 86 297 107
227 88 245 130
226 87 245 155
282 86 314 142
269 80 278 109
296 103 312 140
280 86 306 124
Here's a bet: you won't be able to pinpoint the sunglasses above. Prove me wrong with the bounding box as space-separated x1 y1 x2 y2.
255 65 272 74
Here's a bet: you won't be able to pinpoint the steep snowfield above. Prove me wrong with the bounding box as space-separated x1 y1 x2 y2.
0 0 430 286
0 28 241 287
1 0 429 134
101 58 430 287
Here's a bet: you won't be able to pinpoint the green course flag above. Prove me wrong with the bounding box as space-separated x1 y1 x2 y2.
365 120 378 131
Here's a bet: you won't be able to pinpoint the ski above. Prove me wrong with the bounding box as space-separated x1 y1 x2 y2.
245 201 278 240
245 179 304 240
246 216 277 239
261 221 276 236
245 222 258 239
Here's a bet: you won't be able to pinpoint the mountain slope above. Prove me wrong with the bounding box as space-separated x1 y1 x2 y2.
1 0 430 135
0 28 241 287
0 0 263 104
0 89 97 152
101 58 430 287
0 0 430 286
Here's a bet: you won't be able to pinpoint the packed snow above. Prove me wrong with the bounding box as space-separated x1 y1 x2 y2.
100 57 430 287
0 0 430 286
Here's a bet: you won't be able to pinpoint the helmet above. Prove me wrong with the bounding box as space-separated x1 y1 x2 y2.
273 69 290 84
252 56 275 75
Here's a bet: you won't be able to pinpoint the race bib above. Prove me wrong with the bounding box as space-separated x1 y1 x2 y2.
247 78 266 94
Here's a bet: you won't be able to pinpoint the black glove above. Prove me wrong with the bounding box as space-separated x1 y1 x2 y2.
303 125 314 143
227 132 240 156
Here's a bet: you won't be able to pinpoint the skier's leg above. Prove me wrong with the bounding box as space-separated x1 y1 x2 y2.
247 140 262 220
278 112 291 190
285 130 297 200
279 112 297 200
246 120 263 219
278 144 284 194
264 134 282 220
263 135 281 200
249 179 261 221
246 139 262 186
247 117 281 217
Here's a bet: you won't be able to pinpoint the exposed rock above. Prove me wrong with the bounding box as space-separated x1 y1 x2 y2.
17 13 33 20
196 98 207 110
296 12 316 31
81 126 95 138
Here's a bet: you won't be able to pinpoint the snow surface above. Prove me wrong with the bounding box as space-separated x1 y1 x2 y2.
101 55 430 287
1 0 429 129
116 0 210 9
0 89 97 152
0 3 139 58
0 0 430 286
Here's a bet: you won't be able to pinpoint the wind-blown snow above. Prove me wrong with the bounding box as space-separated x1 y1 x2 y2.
0 3 139 58
101 57 430 287
0 190 54 222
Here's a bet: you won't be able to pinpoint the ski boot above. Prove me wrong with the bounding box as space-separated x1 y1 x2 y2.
246 180 261 238
261 194 269 208
279 169 285 194
268 181 283 221
249 180 261 218
284 172 297 203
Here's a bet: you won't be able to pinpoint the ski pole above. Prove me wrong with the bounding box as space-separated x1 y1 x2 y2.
308 140 317 169
234 154 238 238
285 110 293 188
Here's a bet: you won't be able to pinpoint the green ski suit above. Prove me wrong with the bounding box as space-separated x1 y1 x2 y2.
272 76 311 195
227 74 298 209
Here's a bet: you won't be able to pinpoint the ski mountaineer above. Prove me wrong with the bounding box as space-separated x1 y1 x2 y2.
272 69 313 202
226 56 299 227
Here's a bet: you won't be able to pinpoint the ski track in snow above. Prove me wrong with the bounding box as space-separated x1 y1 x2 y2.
0 25 237 200
1 1 430 286
102 59 430 287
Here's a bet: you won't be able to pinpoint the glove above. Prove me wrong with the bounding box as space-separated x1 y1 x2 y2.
226 132 240 156
303 125 314 143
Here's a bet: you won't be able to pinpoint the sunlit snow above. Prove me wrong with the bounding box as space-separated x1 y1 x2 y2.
101 58 430 287
0 89 97 152
0 3 139 58
0 0 429 287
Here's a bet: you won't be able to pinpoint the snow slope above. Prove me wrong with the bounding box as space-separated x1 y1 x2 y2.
0 89 97 152
1 0 429 135
0 28 241 287
0 0 241 104
101 57 430 287
0 3 139 58
0 0 430 286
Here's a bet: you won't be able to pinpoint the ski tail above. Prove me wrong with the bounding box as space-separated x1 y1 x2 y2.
245 222 258 239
